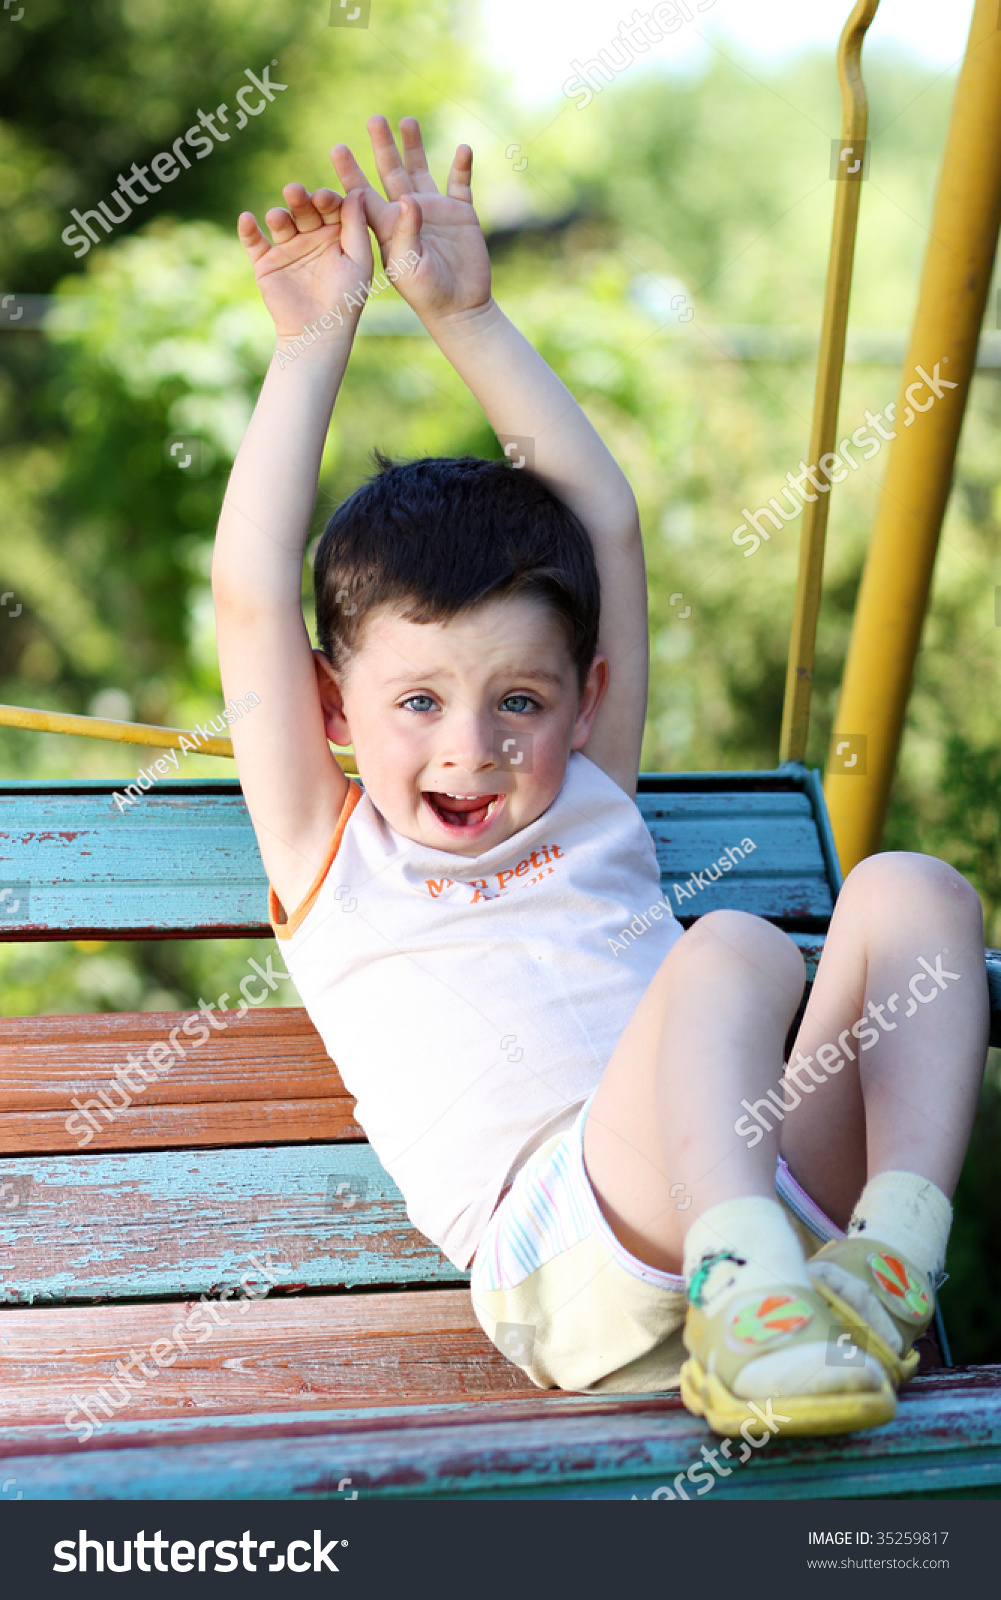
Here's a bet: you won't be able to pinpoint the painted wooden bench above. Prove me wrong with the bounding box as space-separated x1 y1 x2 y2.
1 765 1000 1500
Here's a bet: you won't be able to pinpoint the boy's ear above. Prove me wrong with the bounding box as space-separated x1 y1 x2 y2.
571 651 609 749
312 649 352 748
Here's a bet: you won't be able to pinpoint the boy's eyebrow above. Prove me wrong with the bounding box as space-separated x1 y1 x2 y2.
380 666 568 689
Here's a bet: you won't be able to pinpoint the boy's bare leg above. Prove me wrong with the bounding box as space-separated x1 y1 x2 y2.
582 909 808 1274
583 855 988 1281
776 852 988 1227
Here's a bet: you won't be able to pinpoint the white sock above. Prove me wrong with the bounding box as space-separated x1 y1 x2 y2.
684 1196 810 1318
807 1171 950 1357
846 1169 952 1283
685 1196 885 1399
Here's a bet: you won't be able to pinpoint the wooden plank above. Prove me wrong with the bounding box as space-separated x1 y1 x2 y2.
0 1367 999 1500
0 1290 531 1430
0 1144 463 1302
0 773 836 941
0 1099 359 1155
0 784 270 940
0 1006 359 1156
638 791 833 924
0 1007 335 1110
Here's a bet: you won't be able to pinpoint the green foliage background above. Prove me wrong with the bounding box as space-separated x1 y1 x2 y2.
1 3 999 1359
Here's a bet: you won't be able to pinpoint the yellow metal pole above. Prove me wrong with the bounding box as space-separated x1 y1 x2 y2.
779 0 879 764
0 702 235 757
0 701 357 775
824 0 1001 871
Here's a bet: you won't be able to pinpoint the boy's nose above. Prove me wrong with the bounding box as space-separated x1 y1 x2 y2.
437 716 497 772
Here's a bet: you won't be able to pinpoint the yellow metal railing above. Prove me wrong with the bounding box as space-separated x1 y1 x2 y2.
825 0 1001 870
0 702 357 776
778 0 880 765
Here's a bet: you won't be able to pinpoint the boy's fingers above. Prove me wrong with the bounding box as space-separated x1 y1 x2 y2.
338 187 375 274
330 142 371 196
365 114 414 200
282 182 325 233
359 185 395 235
312 188 343 224
391 193 423 257
398 116 438 194
237 211 271 264
445 144 473 203
264 206 297 245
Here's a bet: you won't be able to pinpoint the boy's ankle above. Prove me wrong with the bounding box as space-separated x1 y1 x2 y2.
684 1195 810 1319
845 1169 952 1284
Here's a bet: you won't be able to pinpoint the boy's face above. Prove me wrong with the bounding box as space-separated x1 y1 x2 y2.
317 595 606 857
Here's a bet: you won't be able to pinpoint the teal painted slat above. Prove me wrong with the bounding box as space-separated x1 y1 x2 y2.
638 792 833 923
0 1145 464 1303
0 777 835 939
0 787 269 939
1 1371 999 1500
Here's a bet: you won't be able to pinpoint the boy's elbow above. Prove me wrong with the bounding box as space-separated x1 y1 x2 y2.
211 559 258 620
613 497 642 548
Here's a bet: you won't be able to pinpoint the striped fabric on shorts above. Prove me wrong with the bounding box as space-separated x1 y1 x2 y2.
472 1092 843 1297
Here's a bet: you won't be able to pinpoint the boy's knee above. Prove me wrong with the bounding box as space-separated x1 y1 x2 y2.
845 851 982 925
674 909 805 985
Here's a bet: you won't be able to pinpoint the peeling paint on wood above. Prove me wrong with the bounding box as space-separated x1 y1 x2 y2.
0 1289 528 1427
2 769 999 1499
0 1367 999 1500
1 776 835 940
0 1145 464 1302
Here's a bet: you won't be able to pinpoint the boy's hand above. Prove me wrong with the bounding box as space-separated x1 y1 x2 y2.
331 116 491 326
237 184 373 341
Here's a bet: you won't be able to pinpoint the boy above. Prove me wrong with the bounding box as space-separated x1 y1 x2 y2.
213 115 989 1437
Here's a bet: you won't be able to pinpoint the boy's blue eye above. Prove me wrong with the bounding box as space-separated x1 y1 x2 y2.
500 695 538 714
400 694 438 713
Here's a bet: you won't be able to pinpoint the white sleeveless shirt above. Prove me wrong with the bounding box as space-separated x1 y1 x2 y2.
270 752 683 1268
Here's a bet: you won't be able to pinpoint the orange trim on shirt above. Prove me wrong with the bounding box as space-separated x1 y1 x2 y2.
268 780 363 941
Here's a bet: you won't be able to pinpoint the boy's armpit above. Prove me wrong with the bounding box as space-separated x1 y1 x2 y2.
269 779 363 940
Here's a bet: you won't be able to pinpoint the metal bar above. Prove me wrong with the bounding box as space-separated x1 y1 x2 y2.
0 701 357 774
779 0 880 764
0 701 235 757
824 0 1001 870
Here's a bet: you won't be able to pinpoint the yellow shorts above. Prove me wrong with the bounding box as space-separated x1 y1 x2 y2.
470 1093 841 1394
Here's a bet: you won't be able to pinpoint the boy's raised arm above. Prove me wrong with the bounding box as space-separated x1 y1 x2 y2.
428 304 649 797
212 183 370 918
342 117 649 796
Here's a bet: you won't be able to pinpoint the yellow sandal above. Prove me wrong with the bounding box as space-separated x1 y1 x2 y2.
680 1281 897 1438
808 1237 935 1389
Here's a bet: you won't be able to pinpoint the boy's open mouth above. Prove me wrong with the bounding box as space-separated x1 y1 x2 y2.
423 791 502 829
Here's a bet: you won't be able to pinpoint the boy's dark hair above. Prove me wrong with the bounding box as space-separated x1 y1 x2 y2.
313 454 600 692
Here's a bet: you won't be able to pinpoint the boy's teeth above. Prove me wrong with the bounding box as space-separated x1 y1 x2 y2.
427 791 501 826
